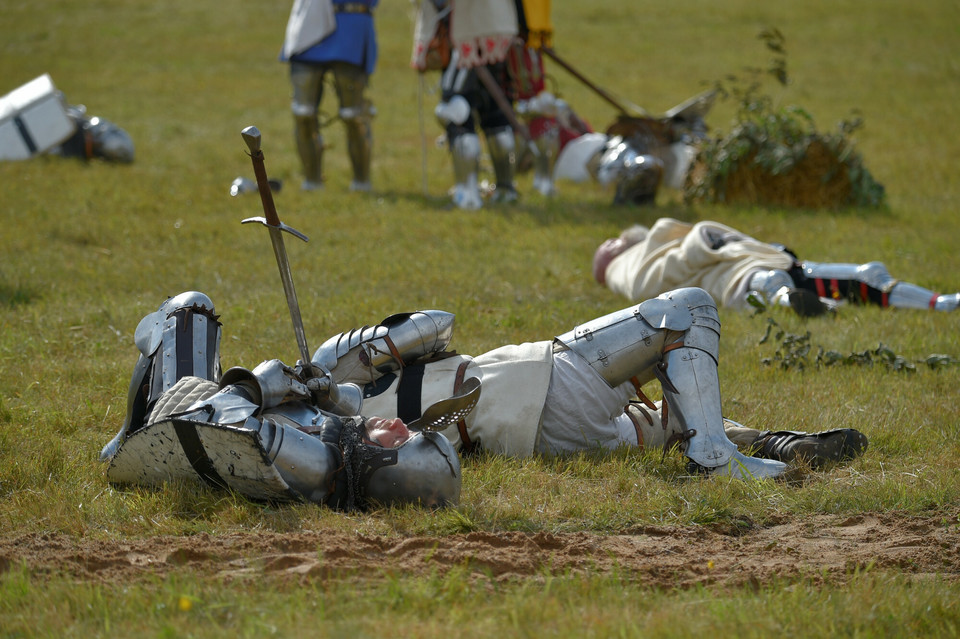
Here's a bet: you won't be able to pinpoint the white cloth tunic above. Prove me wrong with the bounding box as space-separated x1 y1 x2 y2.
604 218 795 308
359 340 642 457
360 341 553 457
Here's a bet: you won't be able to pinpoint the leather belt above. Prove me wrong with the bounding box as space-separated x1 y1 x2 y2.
336 3 372 14
453 361 479 454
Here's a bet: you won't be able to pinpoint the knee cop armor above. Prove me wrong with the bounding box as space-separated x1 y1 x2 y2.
747 268 795 306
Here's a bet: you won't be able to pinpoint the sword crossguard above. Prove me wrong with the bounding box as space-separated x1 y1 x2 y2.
240 216 309 242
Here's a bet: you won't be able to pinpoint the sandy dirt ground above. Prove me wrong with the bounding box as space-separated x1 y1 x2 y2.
2 512 958 588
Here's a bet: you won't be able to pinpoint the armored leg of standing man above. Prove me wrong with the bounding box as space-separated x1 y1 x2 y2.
332 61 374 192
290 61 326 191
485 125 518 203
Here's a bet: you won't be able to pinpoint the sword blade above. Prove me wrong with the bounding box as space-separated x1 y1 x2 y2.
240 125 312 364
267 226 311 364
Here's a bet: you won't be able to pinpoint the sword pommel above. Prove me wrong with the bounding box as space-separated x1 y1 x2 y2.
241 126 262 154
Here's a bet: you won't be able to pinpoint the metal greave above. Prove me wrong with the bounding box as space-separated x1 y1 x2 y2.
657 294 736 467
555 288 736 468
343 117 371 184
532 127 560 195
486 126 516 189
290 62 325 185
450 132 483 209
294 115 324 184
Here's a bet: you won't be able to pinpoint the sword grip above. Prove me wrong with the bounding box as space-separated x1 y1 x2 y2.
241 126 281 227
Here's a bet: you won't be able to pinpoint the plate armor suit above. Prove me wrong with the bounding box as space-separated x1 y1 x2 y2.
101 292 461 510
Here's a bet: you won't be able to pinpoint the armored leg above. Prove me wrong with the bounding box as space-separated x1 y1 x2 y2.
798 261 958 310
290 61 325 190
632 405 869 470
485 125 518 203
449 132 483 210
531 125 559 196
849 262 959 310
313 310 456 385
332 62 374 191
100 291 221 461
556 287 786 478
746 269 832 316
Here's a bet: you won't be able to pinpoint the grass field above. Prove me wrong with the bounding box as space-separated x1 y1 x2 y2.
2 0 960 636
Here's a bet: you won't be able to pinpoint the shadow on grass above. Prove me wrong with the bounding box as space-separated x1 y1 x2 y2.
367 186 695 230
0 284 40 307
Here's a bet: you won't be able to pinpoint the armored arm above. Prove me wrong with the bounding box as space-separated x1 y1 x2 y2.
218 358 362 417
312 310 455 385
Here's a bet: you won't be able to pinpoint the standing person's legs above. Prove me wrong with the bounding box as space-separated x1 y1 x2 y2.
332 62 374 191
290 61 326 191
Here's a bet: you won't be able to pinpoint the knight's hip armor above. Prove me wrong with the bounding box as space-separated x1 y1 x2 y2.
312 310 455 385
556 287 785 478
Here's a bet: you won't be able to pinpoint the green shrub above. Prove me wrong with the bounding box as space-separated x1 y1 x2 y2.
685 28 886 209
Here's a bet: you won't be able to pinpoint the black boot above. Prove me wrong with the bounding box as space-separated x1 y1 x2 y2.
755 429 868 469
787 288 830 317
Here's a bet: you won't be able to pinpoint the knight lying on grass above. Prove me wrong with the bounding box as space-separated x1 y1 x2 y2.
101 288 866 509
